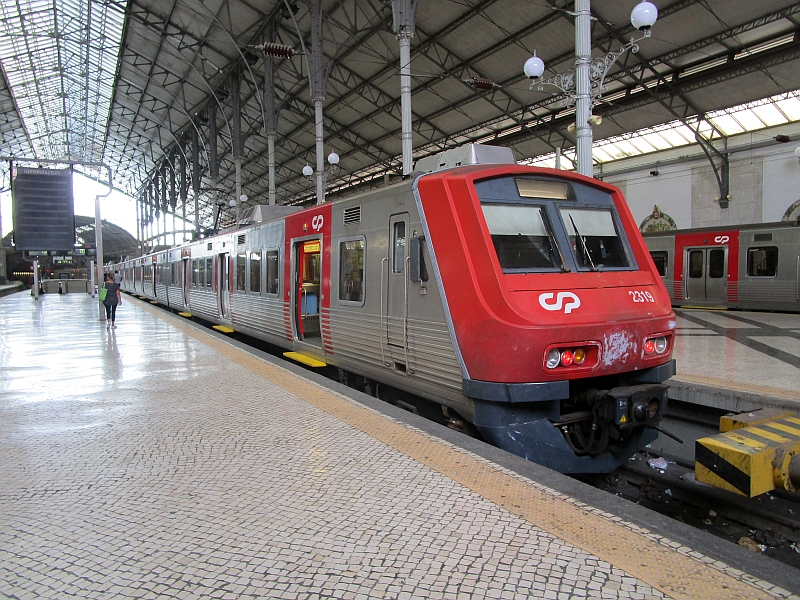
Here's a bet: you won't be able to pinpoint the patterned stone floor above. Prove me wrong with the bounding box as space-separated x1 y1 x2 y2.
0 292 795 599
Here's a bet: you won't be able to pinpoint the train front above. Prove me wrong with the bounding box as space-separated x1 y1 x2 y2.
415 164 676 473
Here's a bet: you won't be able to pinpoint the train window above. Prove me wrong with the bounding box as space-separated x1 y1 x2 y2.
198 258 205 288
688 250 703 278
249 251 262 294
266 250 279 295
560 208 630 270
747 246 778 277
481 204 561 271
393 222 406 273
205 257 213 288
650 251 668 277
236 253 246 292
708 249 725 278
339 239 365 303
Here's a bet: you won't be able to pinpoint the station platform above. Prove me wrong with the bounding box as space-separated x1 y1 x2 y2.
1 290 799 600
670 309 800 412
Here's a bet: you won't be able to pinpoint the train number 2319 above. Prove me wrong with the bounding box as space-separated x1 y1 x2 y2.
628 290 655 303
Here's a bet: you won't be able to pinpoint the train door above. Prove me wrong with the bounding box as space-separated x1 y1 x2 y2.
218 253 231 319
292 238 322 345
685 246 727 302
386 213 409 353
181 258 190 306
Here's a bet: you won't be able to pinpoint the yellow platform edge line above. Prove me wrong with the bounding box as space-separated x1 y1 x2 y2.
178 312 192 318
283 351 327 367
212 325 234 333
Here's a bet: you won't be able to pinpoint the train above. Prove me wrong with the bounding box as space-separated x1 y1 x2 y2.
644 222 800 312
111 144 676 474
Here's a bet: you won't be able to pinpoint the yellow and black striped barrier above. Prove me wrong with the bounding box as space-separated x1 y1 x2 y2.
695 408 800 497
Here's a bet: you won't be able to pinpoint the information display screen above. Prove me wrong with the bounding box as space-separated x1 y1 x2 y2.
12 167 75 251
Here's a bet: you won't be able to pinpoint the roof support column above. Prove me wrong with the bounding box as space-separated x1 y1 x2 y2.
191 126 200 239
393 0 417 177
209 103 219 230
232 71 243 222
574 0 593 178
309 0 328 205
264 28 279 206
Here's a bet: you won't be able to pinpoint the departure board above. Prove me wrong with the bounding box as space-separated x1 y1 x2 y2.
11 167 75 251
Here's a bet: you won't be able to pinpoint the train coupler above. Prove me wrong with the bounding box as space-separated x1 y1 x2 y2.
695 408 800 497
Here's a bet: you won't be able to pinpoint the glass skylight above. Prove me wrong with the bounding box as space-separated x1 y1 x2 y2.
0 0 126 163
522 90 800 168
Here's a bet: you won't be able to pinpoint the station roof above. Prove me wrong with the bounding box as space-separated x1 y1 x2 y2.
1 0 799 229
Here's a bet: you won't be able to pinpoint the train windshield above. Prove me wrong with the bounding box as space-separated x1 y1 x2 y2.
481 204 563 271
560 208 631 270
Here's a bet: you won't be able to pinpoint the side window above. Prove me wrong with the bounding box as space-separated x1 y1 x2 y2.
708 249 725 279
339 239 365 303
393 221 406 273
249 251 262 294
650 251 668 277
266 249 279 295
747 246 778 277
688 250 703 278
205 257 213 288
236 252 246 292
197 258 204 288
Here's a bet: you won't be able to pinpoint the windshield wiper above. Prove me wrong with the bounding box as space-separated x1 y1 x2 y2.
546 228 570 273
569 215 597 271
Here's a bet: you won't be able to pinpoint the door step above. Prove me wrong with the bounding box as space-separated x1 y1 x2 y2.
283 352 326 367
212 325 234 333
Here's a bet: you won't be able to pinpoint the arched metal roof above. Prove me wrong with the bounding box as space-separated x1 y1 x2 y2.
1 0 799 231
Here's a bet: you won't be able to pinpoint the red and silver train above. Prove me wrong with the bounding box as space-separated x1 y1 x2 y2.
112 145 676 473
644 222 800 312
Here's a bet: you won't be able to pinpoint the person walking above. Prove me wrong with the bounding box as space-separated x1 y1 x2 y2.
102 272 122 330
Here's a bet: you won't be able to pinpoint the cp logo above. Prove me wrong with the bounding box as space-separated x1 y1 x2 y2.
311 215 324 231
713 235 729 244
539 291 581 314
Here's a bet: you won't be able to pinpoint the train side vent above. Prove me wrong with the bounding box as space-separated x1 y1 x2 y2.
207 243 213 251
753 233 772 242
343 206 362 225
237 234 246 245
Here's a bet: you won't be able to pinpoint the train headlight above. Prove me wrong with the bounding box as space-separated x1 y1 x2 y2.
654 336 668 354
560 350 574 367
546 349 561 369
644 339 655 355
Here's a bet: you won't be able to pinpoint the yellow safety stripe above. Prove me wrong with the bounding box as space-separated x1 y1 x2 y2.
744 427 788 444
765 421 800 438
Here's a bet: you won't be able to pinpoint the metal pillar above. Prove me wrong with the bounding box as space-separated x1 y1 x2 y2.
574 0 593 177
32 259 39 300
232 71 243 223
263 32 278 206
309 0 328 205
393 0 417 177
191 126 200 238
314 99 324 204
94 194 104 319
89 259 95 297
209 104 219 228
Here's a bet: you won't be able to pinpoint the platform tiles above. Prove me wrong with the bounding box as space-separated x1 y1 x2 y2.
1 293 798 600
671 309 800 407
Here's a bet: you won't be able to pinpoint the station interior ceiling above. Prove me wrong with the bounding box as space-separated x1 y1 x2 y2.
0 0 799 231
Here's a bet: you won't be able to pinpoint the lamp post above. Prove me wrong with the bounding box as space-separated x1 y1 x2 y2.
303 152 340 197
524 1 658 177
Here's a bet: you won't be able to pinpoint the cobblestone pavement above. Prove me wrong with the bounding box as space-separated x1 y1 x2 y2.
0 293 793 600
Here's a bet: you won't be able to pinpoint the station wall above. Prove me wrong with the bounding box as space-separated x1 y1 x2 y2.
601 136 800 231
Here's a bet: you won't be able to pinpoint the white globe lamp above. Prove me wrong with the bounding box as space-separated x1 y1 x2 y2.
327 152 339 166
631 1 658 30
302 164 313 177
523 52 545 80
